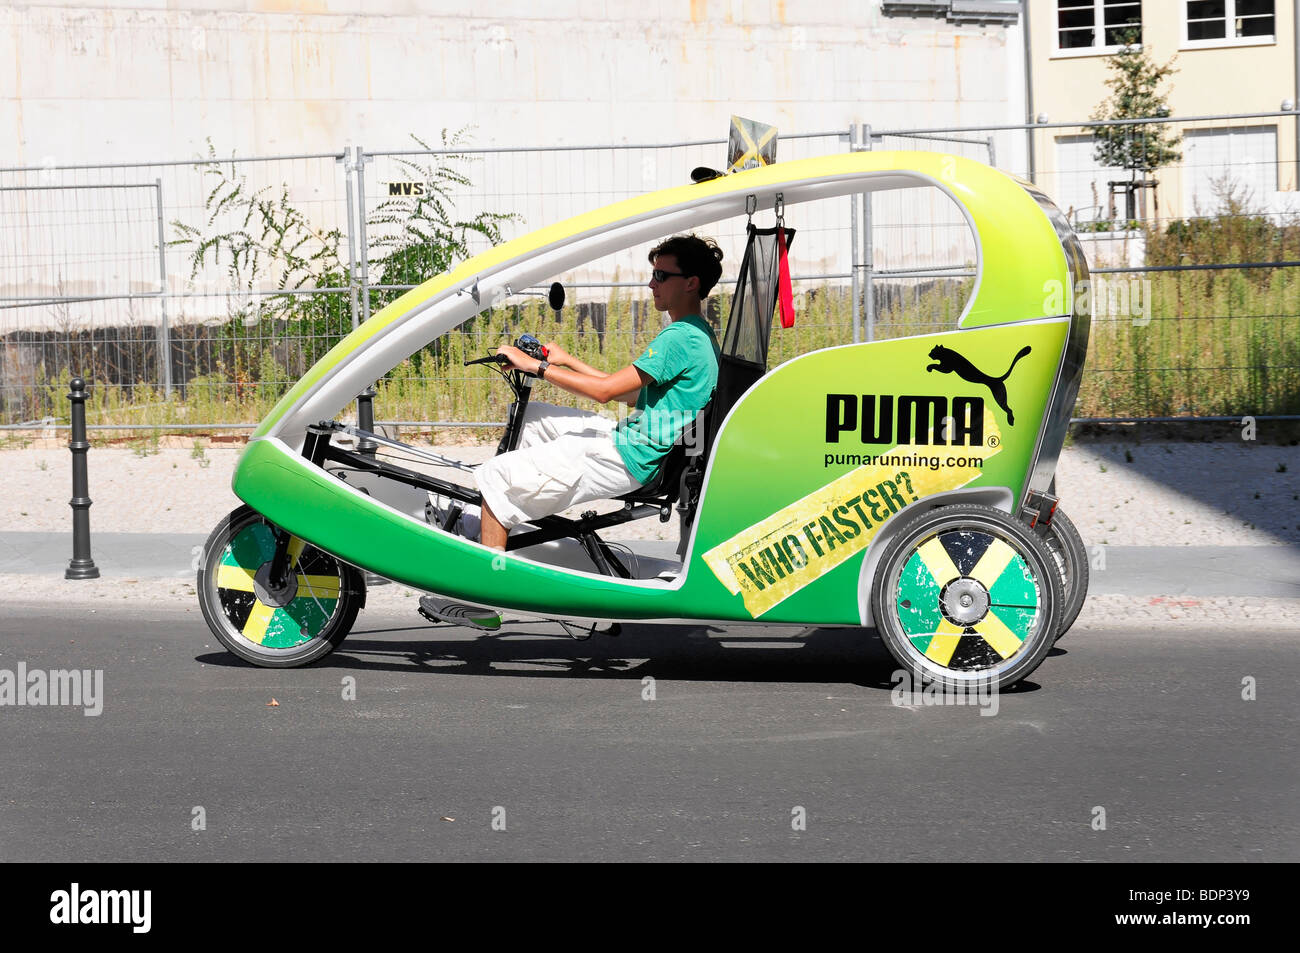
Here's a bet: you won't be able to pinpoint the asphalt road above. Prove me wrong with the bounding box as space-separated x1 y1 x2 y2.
1 601 1295 863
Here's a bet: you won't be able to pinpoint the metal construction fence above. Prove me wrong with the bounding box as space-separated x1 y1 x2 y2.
2 108 1299 431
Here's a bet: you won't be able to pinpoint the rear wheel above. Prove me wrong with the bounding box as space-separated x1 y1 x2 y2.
197 505 363 668
1040 509 1089 642
871 504 1062 692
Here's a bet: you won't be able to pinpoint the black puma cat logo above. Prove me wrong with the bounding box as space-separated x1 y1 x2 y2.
926 344 1032 425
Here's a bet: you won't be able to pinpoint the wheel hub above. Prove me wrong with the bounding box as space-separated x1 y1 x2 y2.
940 577 990 626
253 561 298 607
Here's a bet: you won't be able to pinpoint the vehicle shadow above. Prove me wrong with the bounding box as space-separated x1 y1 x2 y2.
197 618 1043 693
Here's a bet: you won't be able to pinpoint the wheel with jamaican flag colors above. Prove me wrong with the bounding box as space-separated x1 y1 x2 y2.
871 504 1063 692
197 505 364 667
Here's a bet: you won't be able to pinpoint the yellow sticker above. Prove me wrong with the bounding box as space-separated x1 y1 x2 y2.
703 411 1002 617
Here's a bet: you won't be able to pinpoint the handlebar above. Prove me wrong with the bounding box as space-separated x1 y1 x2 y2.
463 333 549 369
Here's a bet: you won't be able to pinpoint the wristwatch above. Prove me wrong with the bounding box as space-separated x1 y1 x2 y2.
536 360 550 379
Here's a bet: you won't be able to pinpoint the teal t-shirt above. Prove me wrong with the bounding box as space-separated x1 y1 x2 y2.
613 313 720 483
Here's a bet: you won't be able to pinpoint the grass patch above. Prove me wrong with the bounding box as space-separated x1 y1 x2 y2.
7 270 1299 432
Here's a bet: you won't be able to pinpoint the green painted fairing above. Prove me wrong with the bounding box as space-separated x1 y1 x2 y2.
946 166 1069 328
232 438 727 619
686 322 1068 623
233 320 1065 624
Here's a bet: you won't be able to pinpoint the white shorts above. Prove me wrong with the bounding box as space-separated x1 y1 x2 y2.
475 402 644 531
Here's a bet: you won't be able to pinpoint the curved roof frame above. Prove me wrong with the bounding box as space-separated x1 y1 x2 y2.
255 151 1073 442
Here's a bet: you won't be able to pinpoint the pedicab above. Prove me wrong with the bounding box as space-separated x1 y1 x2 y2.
197 146 1091 691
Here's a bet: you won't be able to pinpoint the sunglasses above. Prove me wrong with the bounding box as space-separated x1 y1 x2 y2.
651 268 688 283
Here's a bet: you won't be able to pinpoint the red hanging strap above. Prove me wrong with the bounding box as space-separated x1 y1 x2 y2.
776 227 795 328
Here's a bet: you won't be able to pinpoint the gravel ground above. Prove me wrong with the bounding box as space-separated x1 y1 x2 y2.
1055 439 1300 548
3 434 1298 626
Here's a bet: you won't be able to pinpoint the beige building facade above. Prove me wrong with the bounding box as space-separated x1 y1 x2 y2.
1028 0 1299 221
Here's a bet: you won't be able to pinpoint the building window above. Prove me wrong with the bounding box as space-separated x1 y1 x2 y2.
1184 1 1275 47
1057 1 1142 53
1183 125 1278 213
1053 135 1131 226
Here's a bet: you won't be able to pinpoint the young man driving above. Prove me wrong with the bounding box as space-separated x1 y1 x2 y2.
473 233 724 550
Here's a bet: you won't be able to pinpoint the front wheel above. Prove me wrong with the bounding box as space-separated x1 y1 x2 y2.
197 505 364 667
871 504 1062 693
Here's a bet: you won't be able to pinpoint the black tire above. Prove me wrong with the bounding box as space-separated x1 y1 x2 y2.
871 504 1063 692
1040 508 1089 643
197 505 363 668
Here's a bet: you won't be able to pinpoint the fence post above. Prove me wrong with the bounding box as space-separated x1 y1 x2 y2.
154 179 173 398
1022 0 1036 183
849 123 861 344
862 125 876 343
341 147 361 331
65 377 100 580
352 147 379 456
356 146 373 326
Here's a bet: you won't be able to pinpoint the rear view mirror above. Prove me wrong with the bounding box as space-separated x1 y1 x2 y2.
548 281 565 312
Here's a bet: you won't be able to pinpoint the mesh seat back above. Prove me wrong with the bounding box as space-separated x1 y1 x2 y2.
704 224 794 451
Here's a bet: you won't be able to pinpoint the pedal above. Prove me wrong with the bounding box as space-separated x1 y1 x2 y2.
418 596 502 631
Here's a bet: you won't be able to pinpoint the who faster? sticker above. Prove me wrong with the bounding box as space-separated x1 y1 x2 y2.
703 411 1003 618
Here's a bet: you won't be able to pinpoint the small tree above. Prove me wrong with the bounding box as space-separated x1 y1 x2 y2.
1091 29 1182 220
365 129 518 316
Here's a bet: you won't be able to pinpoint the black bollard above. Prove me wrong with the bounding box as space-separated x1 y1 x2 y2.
357 385 377 456
65 377 100 580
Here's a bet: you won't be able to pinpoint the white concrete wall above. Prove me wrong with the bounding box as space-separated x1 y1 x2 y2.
4 0 1022 165
0 1 1027 334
